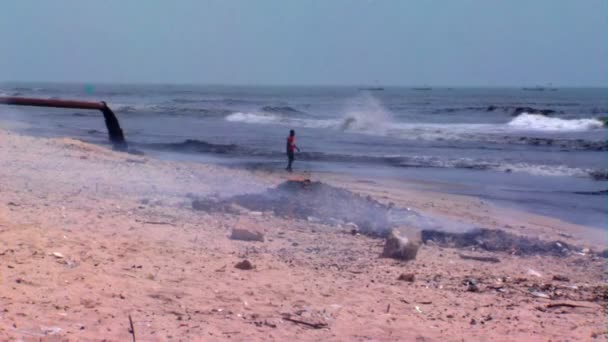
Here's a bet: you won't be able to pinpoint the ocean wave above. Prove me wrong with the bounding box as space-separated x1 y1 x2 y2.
138 138 606 181
142 139 240 154
224 111 606 150
225 112 283 125
111 103 156 113
261 106 303 114
171 98 202 104
396 157 606 180
572 189 608 196
225 112 338 128
507 113 604 131
11 86 45 92
110 103 231 116
494 163 593 178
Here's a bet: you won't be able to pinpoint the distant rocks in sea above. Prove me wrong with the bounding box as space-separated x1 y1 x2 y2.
484 105 557 116
511 107 556 116
433 105 561 116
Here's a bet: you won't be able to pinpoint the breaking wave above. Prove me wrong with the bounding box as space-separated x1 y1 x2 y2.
225 112 283 125
224 111 606 151
225 112 338 128
508 113 604 131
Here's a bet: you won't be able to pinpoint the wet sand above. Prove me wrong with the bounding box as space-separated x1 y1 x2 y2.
0 129 605 341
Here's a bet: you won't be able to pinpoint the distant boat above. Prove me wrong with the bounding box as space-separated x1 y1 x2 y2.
412 87 432 91
359 87 384 91
522 86 546 91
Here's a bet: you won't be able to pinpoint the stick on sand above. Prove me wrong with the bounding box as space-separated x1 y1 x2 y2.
128 314 136 342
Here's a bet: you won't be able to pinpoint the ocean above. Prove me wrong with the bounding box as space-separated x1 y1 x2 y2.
1 83 606 228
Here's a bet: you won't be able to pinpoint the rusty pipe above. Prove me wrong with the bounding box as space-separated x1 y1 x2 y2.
0 96 127 150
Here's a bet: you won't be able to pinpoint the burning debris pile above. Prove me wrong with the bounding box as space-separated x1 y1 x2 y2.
192 179 589 257
422 228 576 256
193 179 394 236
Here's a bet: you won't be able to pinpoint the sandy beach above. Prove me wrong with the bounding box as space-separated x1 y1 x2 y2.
0 128 605 341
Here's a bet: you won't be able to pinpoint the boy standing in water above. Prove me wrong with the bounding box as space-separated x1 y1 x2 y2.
286 129 300 172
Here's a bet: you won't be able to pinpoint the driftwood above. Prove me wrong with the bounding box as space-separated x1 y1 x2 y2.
281 314 328 329
546 303 594 309
458 253 500 263
536 302 596 312
128 314 136 342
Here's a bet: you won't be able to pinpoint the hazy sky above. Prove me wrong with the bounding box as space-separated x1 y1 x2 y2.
1 0 606 86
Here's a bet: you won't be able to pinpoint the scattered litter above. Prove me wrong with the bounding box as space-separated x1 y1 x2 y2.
52 252 65 259
422 229 577 256
552 275 570 282
41 326 62 335
463 278 480 292
414 306 423 313
527 269 542 278
530 290 550 299
64 259 78 268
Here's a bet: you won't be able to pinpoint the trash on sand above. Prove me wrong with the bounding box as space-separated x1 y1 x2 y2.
415 306 423 313
530 290 550 299
52 252 65 259
527 269 542 277
464 278 480 292
552 275 570 282
41 326 62 335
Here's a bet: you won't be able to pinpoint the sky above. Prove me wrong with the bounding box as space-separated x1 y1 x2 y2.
0 0 606 86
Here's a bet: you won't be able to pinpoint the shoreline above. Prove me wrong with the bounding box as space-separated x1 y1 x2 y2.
0 129 605 340
149 148 607 231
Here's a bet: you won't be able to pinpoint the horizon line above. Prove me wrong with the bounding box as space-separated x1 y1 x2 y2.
1 80 607 89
